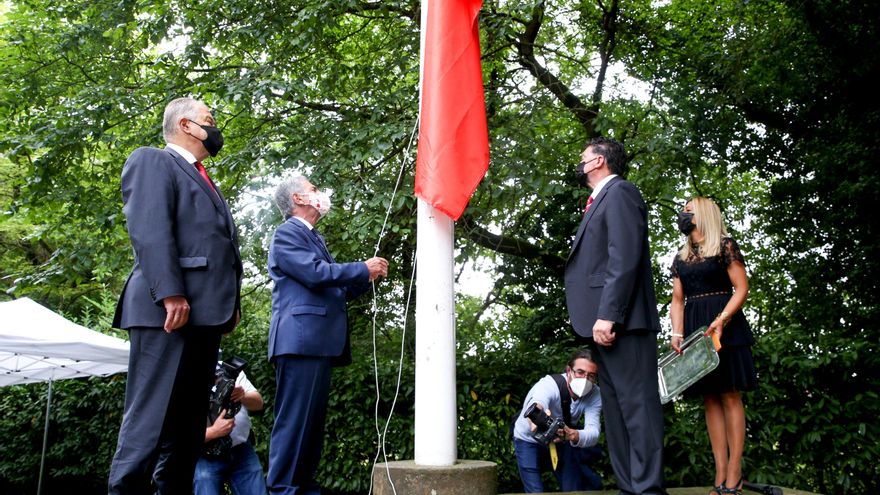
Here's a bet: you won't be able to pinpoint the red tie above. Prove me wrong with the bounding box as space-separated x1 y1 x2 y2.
584 196 594 214
195 161 217 193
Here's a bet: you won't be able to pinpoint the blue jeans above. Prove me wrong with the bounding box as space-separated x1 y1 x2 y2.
194 441 267 495
514 438 602 493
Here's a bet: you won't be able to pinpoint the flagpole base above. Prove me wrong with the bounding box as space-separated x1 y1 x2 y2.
372 460 497 495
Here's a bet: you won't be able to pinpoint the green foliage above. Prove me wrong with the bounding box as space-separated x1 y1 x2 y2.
0 372 128 494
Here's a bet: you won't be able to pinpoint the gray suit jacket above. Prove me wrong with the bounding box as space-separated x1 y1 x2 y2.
113 147 243 331
564 176 660 336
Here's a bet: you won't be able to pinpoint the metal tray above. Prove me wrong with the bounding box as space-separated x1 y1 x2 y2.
658 326 719 404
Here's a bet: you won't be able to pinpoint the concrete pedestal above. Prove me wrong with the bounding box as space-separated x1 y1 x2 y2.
371 459 497 495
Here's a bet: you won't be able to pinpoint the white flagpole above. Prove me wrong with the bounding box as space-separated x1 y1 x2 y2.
414 0 458 466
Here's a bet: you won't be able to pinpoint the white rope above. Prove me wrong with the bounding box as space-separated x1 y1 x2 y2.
367 116 420 495
372 119 420 258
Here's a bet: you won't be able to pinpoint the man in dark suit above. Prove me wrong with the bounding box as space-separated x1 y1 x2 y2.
109 97 243 494
266 176 388 495
564 137 666 495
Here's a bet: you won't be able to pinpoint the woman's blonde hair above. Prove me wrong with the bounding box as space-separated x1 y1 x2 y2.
679 196 728 259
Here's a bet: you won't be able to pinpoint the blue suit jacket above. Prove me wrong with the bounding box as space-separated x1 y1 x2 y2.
267 218 370 366
564 177 660 336
113 147 243 331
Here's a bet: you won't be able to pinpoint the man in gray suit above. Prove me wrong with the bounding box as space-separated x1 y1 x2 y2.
564 137 666 495
109 97 243 494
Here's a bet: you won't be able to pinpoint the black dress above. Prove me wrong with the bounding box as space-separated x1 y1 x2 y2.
671 237 758 396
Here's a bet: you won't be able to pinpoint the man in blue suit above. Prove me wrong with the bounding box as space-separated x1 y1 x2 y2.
564 137 666 495
109 97 243 494
266 176 388 495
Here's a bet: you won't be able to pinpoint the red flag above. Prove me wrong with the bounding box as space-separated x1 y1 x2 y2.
415 0 489 221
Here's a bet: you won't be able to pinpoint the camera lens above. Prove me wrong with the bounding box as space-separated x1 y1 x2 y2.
524 403 552 432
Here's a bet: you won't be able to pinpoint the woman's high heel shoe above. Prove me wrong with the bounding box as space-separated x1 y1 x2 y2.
720 476 744 495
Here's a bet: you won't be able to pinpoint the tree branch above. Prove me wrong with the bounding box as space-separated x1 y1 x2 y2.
591 0 619 105
344 1 419 22
458 214 565 276
513 1 597 135
267 92 373 121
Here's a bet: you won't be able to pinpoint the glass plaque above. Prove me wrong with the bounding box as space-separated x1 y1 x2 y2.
658 326 719 404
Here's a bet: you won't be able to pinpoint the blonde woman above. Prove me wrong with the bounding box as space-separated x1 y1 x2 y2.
670 197 757 495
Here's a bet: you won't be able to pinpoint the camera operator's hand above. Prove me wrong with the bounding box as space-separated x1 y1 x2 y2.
205 409 235 442
526 403 549 432
230 385 245 403
550 424 569 444
562 426 580 444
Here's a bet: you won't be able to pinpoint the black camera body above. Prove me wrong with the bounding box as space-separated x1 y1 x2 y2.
523 402 565 445
204 356 247 458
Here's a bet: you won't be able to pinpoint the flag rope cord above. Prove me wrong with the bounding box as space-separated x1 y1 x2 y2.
367 114 420 495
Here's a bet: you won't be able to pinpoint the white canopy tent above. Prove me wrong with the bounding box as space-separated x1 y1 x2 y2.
0 297 130 386
0 297 130 494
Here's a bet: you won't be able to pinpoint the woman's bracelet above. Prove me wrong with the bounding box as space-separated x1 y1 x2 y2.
714 311 731 325
672 332 684 338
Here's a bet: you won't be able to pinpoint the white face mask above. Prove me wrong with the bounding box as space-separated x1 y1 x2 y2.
305 190 331 217
569 377 593 399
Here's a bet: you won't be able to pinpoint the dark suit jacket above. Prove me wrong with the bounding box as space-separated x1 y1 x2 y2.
267 218 370 366
564 176 660 337
113 147 243 331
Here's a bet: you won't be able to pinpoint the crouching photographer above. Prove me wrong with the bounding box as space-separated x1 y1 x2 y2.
512 349 603 493
194 356 267 495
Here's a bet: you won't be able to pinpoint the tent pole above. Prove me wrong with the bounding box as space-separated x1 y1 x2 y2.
38 377 53 495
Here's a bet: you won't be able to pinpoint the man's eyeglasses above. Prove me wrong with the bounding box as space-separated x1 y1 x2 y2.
571 369 598 382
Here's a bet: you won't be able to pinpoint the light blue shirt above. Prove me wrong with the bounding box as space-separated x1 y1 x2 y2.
513 374 602 449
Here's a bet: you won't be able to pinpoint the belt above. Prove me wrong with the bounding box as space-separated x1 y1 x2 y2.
685 291 731 303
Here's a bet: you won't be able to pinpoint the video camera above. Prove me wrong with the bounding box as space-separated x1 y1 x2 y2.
523 402 565 445
204 356 247 458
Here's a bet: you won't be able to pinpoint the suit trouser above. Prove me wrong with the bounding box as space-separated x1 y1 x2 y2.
267 355 332 495
590 330 666 495
108 326 221 495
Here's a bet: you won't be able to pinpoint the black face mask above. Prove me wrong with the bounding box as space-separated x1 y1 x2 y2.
574 155 603 188
677 212 696 235
574 162 589 187
192 121 224 157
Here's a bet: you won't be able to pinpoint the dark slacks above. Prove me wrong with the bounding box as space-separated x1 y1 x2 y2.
108 326 221 495
590 330 666 495
267 355 332 495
